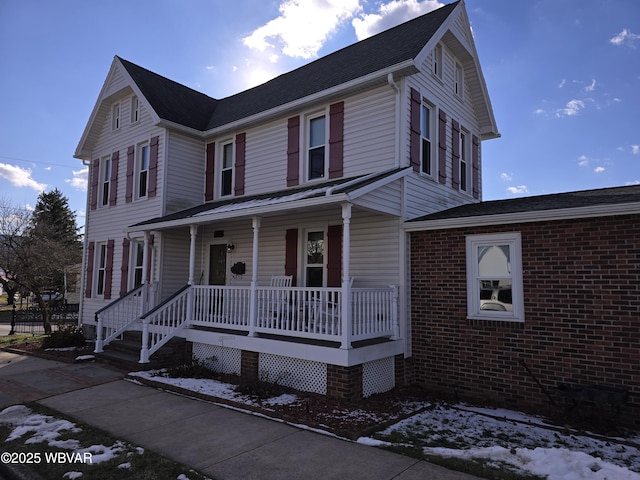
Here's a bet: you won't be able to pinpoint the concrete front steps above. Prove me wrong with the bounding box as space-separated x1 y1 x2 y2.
95 331 192 371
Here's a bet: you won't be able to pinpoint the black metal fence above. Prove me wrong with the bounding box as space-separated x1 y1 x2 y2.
10 304 79 335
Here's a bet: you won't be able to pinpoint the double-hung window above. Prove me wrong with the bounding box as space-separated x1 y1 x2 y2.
137 143 150 199
95 242 107 296
132 241 144 288
420 103 434 176
460 130 469 192
221 141 234 197
307 114 326 181
466 233 524 322
305 230 325 287
100 156 111 207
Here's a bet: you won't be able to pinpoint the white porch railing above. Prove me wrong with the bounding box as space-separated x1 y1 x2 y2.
96 283 399 363
94 285 147 353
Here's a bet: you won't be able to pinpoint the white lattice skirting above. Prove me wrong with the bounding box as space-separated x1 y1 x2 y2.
191 344 396 397
192 342 242 376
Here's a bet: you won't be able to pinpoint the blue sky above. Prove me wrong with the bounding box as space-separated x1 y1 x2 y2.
1 0 639 230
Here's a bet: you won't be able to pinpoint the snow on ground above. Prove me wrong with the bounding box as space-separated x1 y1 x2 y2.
362 403 640 480
132 371 640 480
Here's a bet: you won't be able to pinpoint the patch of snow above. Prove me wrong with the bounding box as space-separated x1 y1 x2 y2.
63 472 83 479
118 462 132 469
75 355 95 361
77 441 126 464
45 347 77 352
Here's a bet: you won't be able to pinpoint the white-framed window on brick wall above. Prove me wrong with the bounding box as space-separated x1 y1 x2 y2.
466 232 524 322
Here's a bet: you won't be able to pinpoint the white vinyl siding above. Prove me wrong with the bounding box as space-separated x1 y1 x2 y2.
165 131 204 214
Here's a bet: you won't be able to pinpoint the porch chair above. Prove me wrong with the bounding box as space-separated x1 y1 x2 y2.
267 275 293 326
310 277 354 335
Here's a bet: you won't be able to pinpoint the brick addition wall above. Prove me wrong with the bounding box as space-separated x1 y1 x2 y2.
409 213 640 427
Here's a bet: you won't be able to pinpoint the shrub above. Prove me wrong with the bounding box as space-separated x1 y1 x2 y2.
42 324 86 349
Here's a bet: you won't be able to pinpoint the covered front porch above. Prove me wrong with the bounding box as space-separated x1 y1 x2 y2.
94 170 409 391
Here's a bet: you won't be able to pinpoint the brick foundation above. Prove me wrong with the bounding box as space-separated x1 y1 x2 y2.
241 350 259 383
327 363 363 401
410 214 640 427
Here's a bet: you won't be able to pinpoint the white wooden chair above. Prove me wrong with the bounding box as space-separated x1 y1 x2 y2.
267 275 293 324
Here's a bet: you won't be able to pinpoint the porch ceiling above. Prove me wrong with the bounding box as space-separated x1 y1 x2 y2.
125 167 410 232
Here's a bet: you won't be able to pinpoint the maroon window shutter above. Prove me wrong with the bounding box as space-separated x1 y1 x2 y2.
438 108 447 184
409 88 421 172
472 134 480 199
148 136 159 197
234 133 246 196
451 119 460 191
205 142 215 201
120 238 130 297
326 225 342 288
103 239 115 300
90 159 99 210
285 229 298 286
125 146 134 203
85 241 95 298
146 234 154 283
287 116 300 187
328 102 344 179
109 151 119 206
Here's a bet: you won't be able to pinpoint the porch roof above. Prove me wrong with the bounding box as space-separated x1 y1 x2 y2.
126 167 410 232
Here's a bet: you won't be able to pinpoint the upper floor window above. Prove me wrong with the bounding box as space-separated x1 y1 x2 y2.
466 233 524 322
130 96 139 123
454 61 464 98
307 114 326 181
112 103 120 130
420 103 434 176
433 44 443 80
137 142 150 199
221 141 234 197
460 130 469 192
100 155 111 207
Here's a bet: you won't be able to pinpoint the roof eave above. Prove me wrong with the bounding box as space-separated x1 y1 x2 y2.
203 60 418 137
403 201 640 232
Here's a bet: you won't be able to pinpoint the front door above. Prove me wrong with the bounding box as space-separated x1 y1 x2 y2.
208 244 227 285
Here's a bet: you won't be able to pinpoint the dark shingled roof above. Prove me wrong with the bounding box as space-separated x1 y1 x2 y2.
408 184 640 222
118 1 459 132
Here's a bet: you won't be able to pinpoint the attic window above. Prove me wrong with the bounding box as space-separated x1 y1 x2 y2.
454 61 464 98
112 103 120 130
130 96 139 123
433 44 443 80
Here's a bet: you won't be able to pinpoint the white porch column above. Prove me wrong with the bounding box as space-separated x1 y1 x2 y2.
141 231 151 313
248 216 261 337
340 203 353 349
188 225 198 285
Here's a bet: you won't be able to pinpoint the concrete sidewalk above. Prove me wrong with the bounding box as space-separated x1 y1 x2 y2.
0 351 481 480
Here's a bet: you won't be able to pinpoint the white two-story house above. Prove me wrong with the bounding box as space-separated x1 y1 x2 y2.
74 0 498 400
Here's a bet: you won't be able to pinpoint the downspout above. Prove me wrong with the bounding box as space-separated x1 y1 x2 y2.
79 158 93 329
387 73 401 169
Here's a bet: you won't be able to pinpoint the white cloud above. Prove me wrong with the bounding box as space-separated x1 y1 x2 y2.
556 99 585 117
500 173 512 181
558 78 566 88
507 185 528 195
0 163 46 191
66 167 88 192
242 0 361 59
585 79 596 92
632 145 640 155
594 166 605 173
609 28 640 47
533 108 545 115
352 0 443 40
578 155 589 167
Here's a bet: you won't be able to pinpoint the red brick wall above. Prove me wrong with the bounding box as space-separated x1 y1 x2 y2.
410 214 640 426
327 363 363 400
